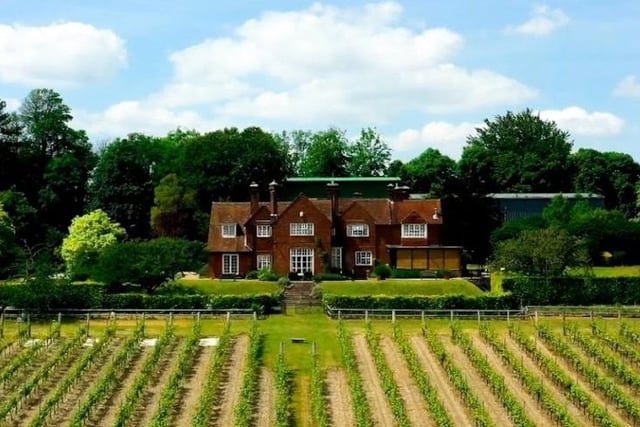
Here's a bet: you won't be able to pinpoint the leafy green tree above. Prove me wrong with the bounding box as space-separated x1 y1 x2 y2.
297 128 350 177
490 215 546 245
0 189 38 245
401 148 457 197
571 148 640 217
0 203 19 278
15 89 96 244
177 127 288 209
151 173 198 238
386 159 403 177
492 227 589 276
459 109 573 194
89 134 158 238
61 209 126 280
0 99 22 191
92 238 205 292
347 127 391 176
541 195 573 227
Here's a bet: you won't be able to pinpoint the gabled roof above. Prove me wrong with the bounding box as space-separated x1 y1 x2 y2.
342 199 392 224
208 202 251 252
398 199 442 224
274 193 332 223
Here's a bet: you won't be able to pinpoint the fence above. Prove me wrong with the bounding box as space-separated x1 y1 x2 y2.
325 305 526 320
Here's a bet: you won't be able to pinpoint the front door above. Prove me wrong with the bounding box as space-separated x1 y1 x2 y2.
290 247 314 275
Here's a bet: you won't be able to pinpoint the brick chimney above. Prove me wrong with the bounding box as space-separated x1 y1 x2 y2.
269 180 279 216
249 182 259 214
326 181 339 219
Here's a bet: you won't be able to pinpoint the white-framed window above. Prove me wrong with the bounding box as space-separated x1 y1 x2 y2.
290 247 314 273
257 254 272 270
257 224 272 238
221 224 236 238
222 253 239 275
347 223 369 237
402 223 427 238
331 247 342 269
290 223 314 236
355 251 373 266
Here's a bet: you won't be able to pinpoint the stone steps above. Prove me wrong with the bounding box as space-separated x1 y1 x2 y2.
284 281 320 307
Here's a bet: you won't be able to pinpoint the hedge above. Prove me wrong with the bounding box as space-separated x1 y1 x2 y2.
0 283 282 312
503 276 640 306
323 293 517 310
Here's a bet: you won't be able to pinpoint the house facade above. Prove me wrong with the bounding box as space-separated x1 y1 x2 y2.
207 181 462 278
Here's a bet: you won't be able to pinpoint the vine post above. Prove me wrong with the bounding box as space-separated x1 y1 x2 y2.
0 310 3 338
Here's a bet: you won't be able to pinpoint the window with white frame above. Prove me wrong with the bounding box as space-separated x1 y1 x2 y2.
355 251 373 266
402 223 427 238
290 247 314 273
290 222 314 236
221 224 236 238
256 254 272 270
256 224 272 237
347 223 369 237
222 254 239 275
331 247 342 269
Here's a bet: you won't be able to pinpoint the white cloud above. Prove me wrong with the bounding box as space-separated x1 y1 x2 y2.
2 98 21 112
151 1 535 124
0 22 127 87
391 121 481 160
505 5 569 37
72 101 214 139
613 75 640 98
539 106 624 136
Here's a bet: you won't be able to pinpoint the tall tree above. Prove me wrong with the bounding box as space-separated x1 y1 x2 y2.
16 89 96 244
0 202 19 278
297 128 350 177
401 148 457 197
347 127 391 176
571 148 640 217
458 109 573 194
150 173 198 238
0 99 22 191
89 134 158 239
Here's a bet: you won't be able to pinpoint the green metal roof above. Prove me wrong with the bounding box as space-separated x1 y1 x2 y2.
285 176 401 182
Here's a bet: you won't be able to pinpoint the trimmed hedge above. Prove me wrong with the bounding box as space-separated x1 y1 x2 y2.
323 293 517 310
0 282 282 312
503 276 640 306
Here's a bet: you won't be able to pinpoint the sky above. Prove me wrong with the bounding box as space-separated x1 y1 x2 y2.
1 0 639 162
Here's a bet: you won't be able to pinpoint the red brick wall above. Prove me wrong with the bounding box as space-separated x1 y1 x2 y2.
208 253 252 278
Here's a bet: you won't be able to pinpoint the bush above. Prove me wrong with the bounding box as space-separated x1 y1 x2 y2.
258 268 280 282
323 293 517 310
391 268 423 278
374 264 392 280
246 270 259 279
313 273 350 282
503 276 640 306
278 276 291 287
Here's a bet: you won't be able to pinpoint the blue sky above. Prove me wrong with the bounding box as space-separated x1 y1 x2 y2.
1 1 639 161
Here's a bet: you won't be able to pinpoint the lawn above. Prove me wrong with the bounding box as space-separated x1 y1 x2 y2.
319 278 482 296
588 265 640 277
178 278 281 294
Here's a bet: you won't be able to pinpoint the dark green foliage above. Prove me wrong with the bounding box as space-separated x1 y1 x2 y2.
0 282 106 310
312 273 350 282
323 293 517 310
490 215 546 244
92 238 206 292
400 148 457 197
373 263 392 279
257 268 280 281
503 276 640 306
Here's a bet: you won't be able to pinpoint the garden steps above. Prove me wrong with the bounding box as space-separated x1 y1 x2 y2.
283 281 320 307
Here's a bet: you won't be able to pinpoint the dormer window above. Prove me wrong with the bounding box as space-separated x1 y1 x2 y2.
290 223 314 236
402 223 427 238
347 224 369 237
257 224 272 238
221 224 236 238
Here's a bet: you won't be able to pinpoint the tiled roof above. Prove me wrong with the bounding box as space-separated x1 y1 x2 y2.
397 199 442 224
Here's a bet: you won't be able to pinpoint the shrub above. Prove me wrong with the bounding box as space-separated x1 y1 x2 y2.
374 263 392 280
323 293 517 310
258 268 280 282
313 273 350 283
277 277 290 287
392 268 422 278
246 270 259 279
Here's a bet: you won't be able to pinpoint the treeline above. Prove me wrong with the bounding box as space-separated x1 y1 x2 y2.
2 90 640 278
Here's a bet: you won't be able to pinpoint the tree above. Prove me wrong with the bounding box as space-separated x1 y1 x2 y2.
61 209 126 280
458 109 573 194
297 128 350 177
89 134 158 239
492 227 589 276
15 89 96 244
92 238 205 292
150 173 198 238
0 99 22 191
401 148 457 197
541 195 573 227
571 148 640 217
386 159 403 177
0 203 19 278
347 128 391 176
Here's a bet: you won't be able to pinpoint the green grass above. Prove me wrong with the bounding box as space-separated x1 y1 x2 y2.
319 278 482 296
587 266 640 277
178 278 281 295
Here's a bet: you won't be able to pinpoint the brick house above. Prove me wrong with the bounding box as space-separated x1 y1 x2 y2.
207 181 462 278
